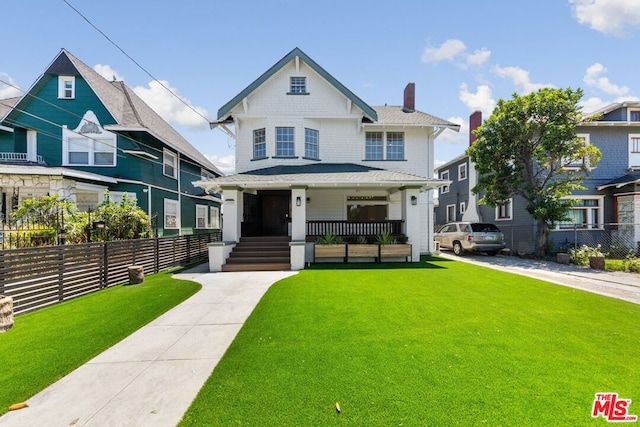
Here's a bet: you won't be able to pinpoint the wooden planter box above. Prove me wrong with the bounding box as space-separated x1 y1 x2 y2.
314 244 346 261
347 244 379 259
380 244 412 262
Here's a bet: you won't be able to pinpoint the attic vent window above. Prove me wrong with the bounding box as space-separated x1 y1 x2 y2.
58 76 75 99
288 77 308 94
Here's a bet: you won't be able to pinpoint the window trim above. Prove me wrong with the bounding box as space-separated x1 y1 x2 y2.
440 170 450 194
458 163 467 181
562 134 591 169
304 127 319 160
163 149 178 179
209 206 220 229
628 108 640 122
365 131 383 160
253 128 267 160
553 195 604 231
288 76 308 95
459 201 466 215
275 126 295 157
495 198 513 221
164 199 180 229
196 204 208 229
629 134 640 169
446 204 456 222
386 131 405 161
58 75 75 99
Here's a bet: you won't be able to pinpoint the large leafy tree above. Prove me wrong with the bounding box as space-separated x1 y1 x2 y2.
467 87 602 258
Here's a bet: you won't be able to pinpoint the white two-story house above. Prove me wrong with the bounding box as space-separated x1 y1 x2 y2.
196 48 458 270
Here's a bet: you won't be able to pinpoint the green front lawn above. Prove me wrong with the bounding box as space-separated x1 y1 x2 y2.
0 268 201 416
181 257 640 426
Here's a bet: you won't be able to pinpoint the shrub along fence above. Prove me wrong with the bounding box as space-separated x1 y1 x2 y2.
0 232 221 315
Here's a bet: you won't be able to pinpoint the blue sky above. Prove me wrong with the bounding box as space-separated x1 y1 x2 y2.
2 0 639 174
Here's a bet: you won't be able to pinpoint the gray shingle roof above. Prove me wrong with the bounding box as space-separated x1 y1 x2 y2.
372 106 460 129
0 97 20 123
60 50 221 175
194 163 448 192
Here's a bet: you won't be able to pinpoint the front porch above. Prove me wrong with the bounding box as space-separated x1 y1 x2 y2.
195 163 449 271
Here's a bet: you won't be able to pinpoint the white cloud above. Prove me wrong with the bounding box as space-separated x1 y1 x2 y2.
421 39 491 67
133 80 210 129
0 72 22 99
569 0 640 37
581 95 640 115
493 65 554 94
583 62 629 96
466 48 491 66
93 64 124 82
207 154 235 175
459 83 496 116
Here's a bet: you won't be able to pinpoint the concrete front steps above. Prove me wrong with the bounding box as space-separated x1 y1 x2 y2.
222 236 291 272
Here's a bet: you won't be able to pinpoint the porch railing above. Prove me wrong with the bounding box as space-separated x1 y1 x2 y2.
0 152 46 164
306 220 403 238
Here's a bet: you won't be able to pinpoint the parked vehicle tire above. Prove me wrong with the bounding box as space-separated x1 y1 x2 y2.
485 250 498 256
453 241 464 256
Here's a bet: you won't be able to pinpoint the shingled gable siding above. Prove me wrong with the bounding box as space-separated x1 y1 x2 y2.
15 76 115 167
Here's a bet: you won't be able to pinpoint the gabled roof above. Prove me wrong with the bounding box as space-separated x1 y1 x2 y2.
216 47 378 122
585 100 640 117
5 49 221 175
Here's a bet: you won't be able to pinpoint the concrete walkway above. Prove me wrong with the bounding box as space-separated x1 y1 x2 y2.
1 266 296 427
438 252 640 305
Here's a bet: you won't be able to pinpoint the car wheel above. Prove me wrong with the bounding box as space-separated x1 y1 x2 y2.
486 250 498 256
453 241 464 256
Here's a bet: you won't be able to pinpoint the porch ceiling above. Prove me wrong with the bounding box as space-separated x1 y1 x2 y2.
193 163 449 193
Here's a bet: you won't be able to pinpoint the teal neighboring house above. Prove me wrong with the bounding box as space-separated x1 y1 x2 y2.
0 49 222 236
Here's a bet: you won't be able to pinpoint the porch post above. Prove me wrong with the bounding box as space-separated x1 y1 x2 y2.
221 186 242 242
401 186 422 261
291 186 307 241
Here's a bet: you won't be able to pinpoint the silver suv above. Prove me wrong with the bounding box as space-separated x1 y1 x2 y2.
434 222 506 256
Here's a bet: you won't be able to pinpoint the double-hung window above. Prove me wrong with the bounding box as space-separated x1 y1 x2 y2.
365 132 383 160
440 170 450 194
275 127 295 157
209 206 220 229
58 76 75 99
629 134 640 169
164 149 178 179
386 132 404 160
304 128 319 159
495 199 513 220
458 163 467 181
253 128 266 159
289 77 307 94
562 134 590 169
446 204 456 222
196 205 208 229
164 199 179 229
67 137 115 166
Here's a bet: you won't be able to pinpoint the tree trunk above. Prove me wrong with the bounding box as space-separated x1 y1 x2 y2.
534 219 549 259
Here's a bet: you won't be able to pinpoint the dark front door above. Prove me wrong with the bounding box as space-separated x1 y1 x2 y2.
260 192 290 236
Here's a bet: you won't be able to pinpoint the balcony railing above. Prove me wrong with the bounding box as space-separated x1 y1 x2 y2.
0 152 46 165
306 220 403 238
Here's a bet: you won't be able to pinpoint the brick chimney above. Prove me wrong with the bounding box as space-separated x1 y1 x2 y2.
402 83 415 113
469 110 482 146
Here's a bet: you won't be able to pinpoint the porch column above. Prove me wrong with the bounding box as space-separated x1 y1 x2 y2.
221 186 242 242
401 186 422 261
291 186 307 241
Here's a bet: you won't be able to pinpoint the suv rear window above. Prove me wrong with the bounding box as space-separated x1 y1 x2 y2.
470 223 501 232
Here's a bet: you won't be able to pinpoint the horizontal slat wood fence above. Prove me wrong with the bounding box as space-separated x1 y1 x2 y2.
0 232 220 315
